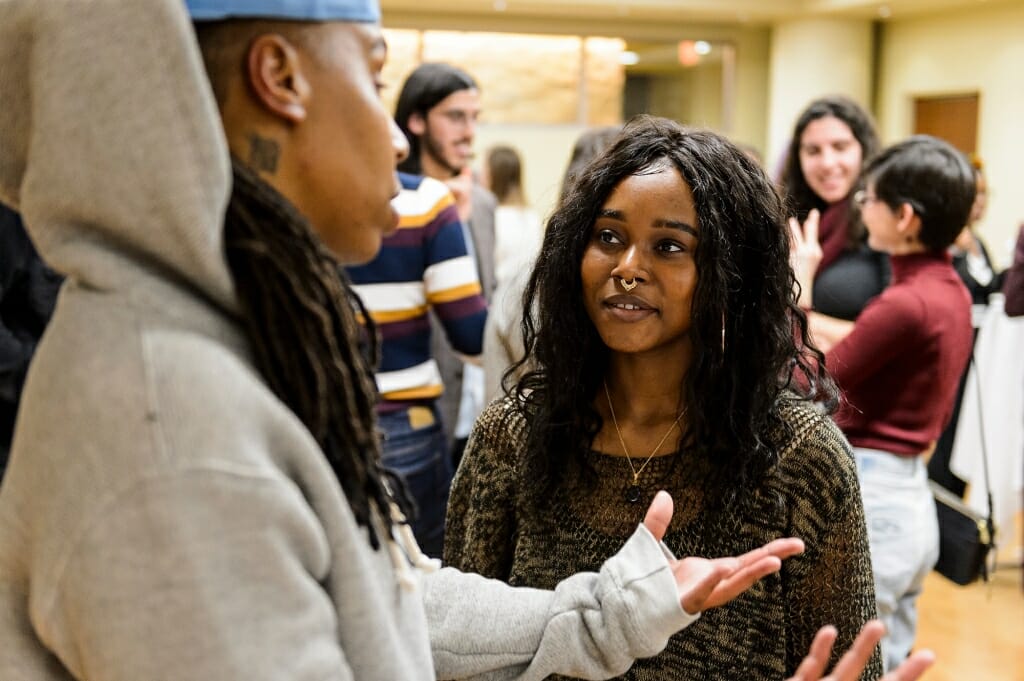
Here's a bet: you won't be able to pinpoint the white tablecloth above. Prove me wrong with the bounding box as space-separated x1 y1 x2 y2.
950 295 1024 538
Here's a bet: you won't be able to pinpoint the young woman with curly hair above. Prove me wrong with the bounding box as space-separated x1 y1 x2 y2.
446 116 883 680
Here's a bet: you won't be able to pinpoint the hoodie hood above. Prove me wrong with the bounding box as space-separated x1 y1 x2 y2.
0 0 235 312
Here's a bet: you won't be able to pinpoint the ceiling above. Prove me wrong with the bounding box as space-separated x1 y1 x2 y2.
381 0 1007 28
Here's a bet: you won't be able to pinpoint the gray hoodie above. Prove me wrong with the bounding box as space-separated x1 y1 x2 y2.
0 2 694 680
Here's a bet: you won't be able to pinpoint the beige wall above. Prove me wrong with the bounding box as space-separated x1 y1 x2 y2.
766 18 874 174
382 10 776 182
730 27 771 155
383 9 1024 265
381 30 624 125
877 2 1024 266
475 123 588 224
645 63 723 131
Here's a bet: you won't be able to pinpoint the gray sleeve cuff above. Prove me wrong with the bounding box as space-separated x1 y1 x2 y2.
427 523 698 681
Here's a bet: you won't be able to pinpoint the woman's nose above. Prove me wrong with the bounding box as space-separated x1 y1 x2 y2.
819 148 838 168
612 245 644 277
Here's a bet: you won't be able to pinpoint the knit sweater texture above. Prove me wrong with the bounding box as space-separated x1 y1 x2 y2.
447 397 883 680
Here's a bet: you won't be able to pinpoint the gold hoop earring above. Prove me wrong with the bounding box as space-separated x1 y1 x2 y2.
620 277 638 292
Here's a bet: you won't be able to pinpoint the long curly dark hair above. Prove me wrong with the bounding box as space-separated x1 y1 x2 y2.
779 96 880 221
508 116 835 510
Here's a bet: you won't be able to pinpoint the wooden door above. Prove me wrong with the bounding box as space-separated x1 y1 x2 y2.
913 93 979 156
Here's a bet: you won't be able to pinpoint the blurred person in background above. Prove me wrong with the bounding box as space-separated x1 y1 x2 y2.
1005 223 1024 317
560 125 621 203
949 158 1002 306
480 144 543 403
929 156 1003 495
791 135 975 671
395 62 496 467
347 172 486 557
782 96 888 352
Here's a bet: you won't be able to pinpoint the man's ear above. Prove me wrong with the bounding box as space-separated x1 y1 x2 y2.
407 111 426 136
245 33 310 124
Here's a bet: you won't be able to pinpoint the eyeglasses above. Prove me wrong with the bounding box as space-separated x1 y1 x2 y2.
853 190 881 208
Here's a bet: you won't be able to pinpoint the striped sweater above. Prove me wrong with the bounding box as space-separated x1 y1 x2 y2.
348 173 487 408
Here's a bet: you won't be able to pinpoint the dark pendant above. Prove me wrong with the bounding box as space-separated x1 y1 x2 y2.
624 485 642 504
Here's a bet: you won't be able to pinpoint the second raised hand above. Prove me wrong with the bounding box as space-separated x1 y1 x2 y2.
788 620 935 681
789 208 822 309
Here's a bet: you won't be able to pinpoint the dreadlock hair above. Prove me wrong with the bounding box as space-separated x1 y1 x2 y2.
507 115 836 518
223 160 410 549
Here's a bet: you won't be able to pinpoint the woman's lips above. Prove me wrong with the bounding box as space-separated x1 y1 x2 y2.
603 294 656 321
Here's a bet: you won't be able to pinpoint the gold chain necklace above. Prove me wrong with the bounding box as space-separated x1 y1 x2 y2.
603 381 687 504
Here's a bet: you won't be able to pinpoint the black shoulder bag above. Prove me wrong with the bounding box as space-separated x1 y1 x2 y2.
929 353 997 586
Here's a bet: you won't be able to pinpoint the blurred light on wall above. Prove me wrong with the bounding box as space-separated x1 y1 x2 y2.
677 40 700 67
381 29 626 125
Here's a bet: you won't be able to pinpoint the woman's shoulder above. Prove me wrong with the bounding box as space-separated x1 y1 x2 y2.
476 394 528 432
466 395 531 465
772 397 854 473
759 397 860 508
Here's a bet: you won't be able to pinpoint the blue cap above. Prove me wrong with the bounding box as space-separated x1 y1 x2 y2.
186 0 380 22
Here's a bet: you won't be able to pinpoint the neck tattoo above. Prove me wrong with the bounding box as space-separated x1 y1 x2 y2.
603 381 687 504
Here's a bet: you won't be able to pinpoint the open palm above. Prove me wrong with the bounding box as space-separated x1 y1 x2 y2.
641 490 805 614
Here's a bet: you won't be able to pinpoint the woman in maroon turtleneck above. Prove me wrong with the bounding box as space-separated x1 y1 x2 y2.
781 96 890 351
792 135 975 673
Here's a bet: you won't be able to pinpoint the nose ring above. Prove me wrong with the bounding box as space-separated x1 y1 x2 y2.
619 277 638 292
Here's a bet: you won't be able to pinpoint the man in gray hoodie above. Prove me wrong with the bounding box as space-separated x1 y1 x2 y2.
0 1 928 680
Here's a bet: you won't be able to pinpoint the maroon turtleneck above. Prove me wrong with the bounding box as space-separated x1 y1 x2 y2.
1003 223 1024 317
827 251 972 455
815 200 851 276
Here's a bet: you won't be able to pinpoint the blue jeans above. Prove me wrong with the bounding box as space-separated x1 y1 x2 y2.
378 404 452 559
854 448 939 672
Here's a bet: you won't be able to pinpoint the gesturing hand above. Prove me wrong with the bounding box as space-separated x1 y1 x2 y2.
789 209 823 310
641 491 805 614
789 620 935 681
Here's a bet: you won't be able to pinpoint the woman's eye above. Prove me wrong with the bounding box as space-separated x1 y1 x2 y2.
596 229 622 245
658 240 684 253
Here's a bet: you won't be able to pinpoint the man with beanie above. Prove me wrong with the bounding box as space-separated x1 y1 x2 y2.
0 2 905 681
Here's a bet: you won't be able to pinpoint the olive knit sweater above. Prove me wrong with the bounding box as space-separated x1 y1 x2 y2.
446 397 882 680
